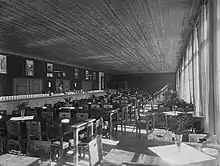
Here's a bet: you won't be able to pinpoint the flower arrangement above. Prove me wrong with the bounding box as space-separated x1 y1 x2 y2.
16 101 28 110
167 114 193 135
162 90 179 107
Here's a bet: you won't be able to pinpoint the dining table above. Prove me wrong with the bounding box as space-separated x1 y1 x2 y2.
102 136 217 166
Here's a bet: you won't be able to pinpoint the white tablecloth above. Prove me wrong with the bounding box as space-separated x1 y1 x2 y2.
10 116 34 121
149 143 216 165
163 111 182 116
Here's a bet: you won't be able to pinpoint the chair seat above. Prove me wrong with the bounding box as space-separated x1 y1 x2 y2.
78 142 89 147
52 141 69 149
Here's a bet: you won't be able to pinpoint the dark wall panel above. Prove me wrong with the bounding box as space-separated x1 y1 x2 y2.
112 73 175 93
0 53 100 95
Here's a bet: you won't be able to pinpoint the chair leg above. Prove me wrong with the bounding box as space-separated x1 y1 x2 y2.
136 123 138 136
121 122 123 133
124 122 126 135
139 129 141 139
79 147 82 158
83 147 86 158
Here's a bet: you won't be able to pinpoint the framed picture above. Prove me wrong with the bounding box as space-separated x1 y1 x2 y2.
25 60 34 76
74 68 79 79
47 73 53 77
47 63 53 73
93 72 96 80
46 63 53 77
85 70 89 80
48 81 52 88
0 55 7 74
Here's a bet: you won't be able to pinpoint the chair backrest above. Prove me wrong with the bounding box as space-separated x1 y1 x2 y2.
91 104 100 109
59 112 71 119
46 122 62 141
12 110 21 117
35 107 43 117
26 121 42 140
76 113 89 121
88 135 103 166
103 104 113 109
121 100 129 104
26 109 37 116
42 111 54 119
90 107 101 119
44 104 52 108
6 120 22 140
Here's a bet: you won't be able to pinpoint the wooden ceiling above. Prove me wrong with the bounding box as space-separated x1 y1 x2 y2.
0 0 200 74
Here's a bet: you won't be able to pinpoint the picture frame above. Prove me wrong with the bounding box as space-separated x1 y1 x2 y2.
46 63 53 73
74 68 79 79
0 55 7 74
25 59 34 76
46 63 53 77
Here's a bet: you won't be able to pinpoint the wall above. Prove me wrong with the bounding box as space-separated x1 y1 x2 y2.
0 53 100 95
112 73 176 93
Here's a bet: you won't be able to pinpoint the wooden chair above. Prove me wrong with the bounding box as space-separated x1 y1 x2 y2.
134 108 155 139
26 121 51 159
78 118 103 158
6 120 26 154
26 121 42 140
46 122 69 164
87 135 103 166
102 109 119 139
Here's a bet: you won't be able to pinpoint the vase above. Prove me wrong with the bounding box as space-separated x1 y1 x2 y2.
174 134 182 152
20 109 25 118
